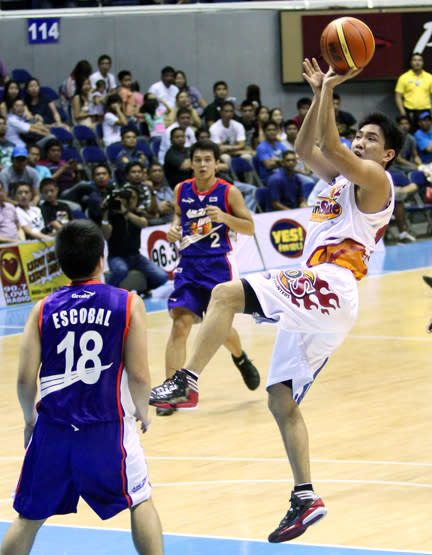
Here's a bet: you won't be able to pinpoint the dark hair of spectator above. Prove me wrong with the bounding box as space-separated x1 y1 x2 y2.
98 54 112 65
213 80 228 92
130 81 140 92
71 60 92 81
92 163 112 178
40 178 58 191
297 97 312 109
75 77 91 108
396 114 410 124
263 120 278 132
118 70 131 82
358 112 404 167
56 220 104 280
241 100 255 110
170 127 185 140
246 84 261 106
195 128 210 141
176 107 192 118
141 93 158 117
27 144 40 152
148 161 163 171
3 80 22 112
125 161 143 175
121 127 136 139
45 138 62 152
15 182 32 193
221 101 235 111
105 93 122 109
95 79 106 89
190 140 220 162
161 66 175 75
410 52 423 61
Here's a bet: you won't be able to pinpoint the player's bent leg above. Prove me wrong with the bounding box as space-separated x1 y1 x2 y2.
130 498 163 555
0 515 46 555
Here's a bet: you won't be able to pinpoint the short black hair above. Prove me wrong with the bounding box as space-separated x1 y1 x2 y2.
358 112 404 168
190 140 219 162
170 127 185 140
195 128 210 141
98 54 112 64
40 177 58 191
284 119 298 129
118 70 131 82
213 80 228 92
240 100 254 109
45 138 62 152
92 163 111 178
161 66 175 75
121 127 136 139
297 97 312 109
263 120 278 132
221 101 235 111
56 220 104 280
176 107 192 118
125 161 143 175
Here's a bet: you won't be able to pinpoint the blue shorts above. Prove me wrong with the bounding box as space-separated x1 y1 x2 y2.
14 415 152 520
168 254 233 320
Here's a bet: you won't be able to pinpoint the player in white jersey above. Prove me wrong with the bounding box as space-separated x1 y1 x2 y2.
149 59 403 543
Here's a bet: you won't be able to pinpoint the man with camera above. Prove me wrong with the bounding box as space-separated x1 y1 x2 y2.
101 183 168 294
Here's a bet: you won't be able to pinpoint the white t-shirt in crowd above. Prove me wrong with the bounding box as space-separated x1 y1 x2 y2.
16 205 45 233
6 114 31 147
209 119 246 145
90 71 117 93
148 80 179 112
103 112 122 146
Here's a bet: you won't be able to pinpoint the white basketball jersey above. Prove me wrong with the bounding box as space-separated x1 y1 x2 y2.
303 172 394 280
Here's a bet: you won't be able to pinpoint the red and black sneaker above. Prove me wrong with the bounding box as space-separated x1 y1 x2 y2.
268 491 327 543
150 369 199 409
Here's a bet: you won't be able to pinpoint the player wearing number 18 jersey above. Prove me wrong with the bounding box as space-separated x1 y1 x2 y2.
1 220 163 555
152 140 260 415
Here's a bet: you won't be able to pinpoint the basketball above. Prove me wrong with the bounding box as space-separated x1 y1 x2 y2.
320 17 375 74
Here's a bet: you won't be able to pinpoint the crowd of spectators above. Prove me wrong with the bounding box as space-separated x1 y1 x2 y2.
0 51 431 292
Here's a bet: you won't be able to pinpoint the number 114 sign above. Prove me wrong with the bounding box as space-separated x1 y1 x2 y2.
28 18 60 44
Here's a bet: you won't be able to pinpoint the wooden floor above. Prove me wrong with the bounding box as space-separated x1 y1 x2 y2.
0 267 431 553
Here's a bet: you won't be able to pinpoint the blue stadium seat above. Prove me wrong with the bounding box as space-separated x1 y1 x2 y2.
73 125 98 148
136 140 153 161
61 146 82 163
40 86 59 101
81 146 107 179
11 68 32 84
255 187 272 212
50 126 74 145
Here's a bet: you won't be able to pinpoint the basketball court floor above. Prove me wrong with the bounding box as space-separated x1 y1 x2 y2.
0 240 431 554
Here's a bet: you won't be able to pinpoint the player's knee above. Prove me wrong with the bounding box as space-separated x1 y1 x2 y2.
210 282 243 311
172 315 193 339
267 385 297 421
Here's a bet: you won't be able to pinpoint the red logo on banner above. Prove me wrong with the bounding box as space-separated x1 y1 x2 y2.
146 230 179 280
269 219 306 258
0 247 31 305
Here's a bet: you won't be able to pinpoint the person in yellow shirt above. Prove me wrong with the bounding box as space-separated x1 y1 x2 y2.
395 52 432 130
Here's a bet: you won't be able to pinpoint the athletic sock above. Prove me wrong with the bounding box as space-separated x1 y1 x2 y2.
182 368 199 381
294 483 316 500
232 351 245 363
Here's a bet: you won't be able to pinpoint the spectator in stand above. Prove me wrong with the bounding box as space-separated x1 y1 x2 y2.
203 80 229 128
6 98 51 148
245 83 262 110
130 81 144 111
62 59 93 103
115 128 148 185
270 107 287 142
389 171 418 243
239 100 258 149
15 182 53 242
333 93 356 137
392 115 422 175
0 80 31 120
100 182 168 292
102 94 127 147
39 138 79 194
164 127 192 188
27 144 52 182
255 120 287 184
117 70 139 120
209 100 252 166
0 59 9 87
87 164 115 224
139 93 166 138
395 52 432 130
123 161 159 221
174 70 207 116
0 146 40 204
267 151 308 211
158 108 195 164
414 111 432 163
71 77 93 128
253 104 270 148
0 116 15 170
89 79 107 124
148 66 179 115
291 97 312 130
0 180 24 243
147 162 174 224
282 119 317 187
39 177 74 233
164 90 201 130
24 78 69 130
89 54 116 94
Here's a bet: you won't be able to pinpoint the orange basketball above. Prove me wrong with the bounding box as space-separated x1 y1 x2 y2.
320 17 375 74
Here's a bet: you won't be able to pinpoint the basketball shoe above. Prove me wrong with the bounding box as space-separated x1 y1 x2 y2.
149 369 199 409
268 490 327 543
231 351 260 390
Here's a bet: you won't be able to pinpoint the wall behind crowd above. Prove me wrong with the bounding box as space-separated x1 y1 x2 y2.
0 6 397 120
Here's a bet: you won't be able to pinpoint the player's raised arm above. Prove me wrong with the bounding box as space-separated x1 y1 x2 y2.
124 294 152 432
17 300 42 447
295 58 339 183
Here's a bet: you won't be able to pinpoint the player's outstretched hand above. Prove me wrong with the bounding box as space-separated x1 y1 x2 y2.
322 66 363 89
302 58 325 94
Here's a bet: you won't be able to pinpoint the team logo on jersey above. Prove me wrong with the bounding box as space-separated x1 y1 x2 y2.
209 196 218 202
311 197 342 222
274 269 340 315
181 197 194 203
270 219 306 258
71 290 96 299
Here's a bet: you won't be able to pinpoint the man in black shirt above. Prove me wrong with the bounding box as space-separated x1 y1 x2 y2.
163 128 192 188
203 80 229 128
39 178 73 233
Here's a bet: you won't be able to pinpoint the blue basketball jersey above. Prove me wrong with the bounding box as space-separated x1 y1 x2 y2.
177 178 235 256
38 281 134 425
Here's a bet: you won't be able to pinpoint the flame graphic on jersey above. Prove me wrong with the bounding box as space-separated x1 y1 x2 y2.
276 269 340 315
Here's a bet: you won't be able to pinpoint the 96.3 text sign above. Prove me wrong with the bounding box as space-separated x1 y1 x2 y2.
28 18 60 44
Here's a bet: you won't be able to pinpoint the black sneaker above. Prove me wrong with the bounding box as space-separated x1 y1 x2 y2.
232 351 260 390
268 491 327 543
149 369 199 409
156 406 176 416
423 275 432 288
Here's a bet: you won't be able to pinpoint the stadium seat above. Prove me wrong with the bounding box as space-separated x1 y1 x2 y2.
81 146 107 179
50 126 74 145
61 146 82 163
136 140 153 161
11 68 32 84
230 156 263 187
301 180 315 200
73 125 98 148
255 187 272 212
149 136 162 157
40 86 59 101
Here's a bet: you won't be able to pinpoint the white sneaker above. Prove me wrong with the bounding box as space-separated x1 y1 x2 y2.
398 231 416 243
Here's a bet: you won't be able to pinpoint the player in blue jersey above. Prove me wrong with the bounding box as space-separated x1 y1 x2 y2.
1 220 163 555
155 140 260 416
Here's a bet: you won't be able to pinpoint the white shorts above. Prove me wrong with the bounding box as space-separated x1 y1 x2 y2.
244 264 359 402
